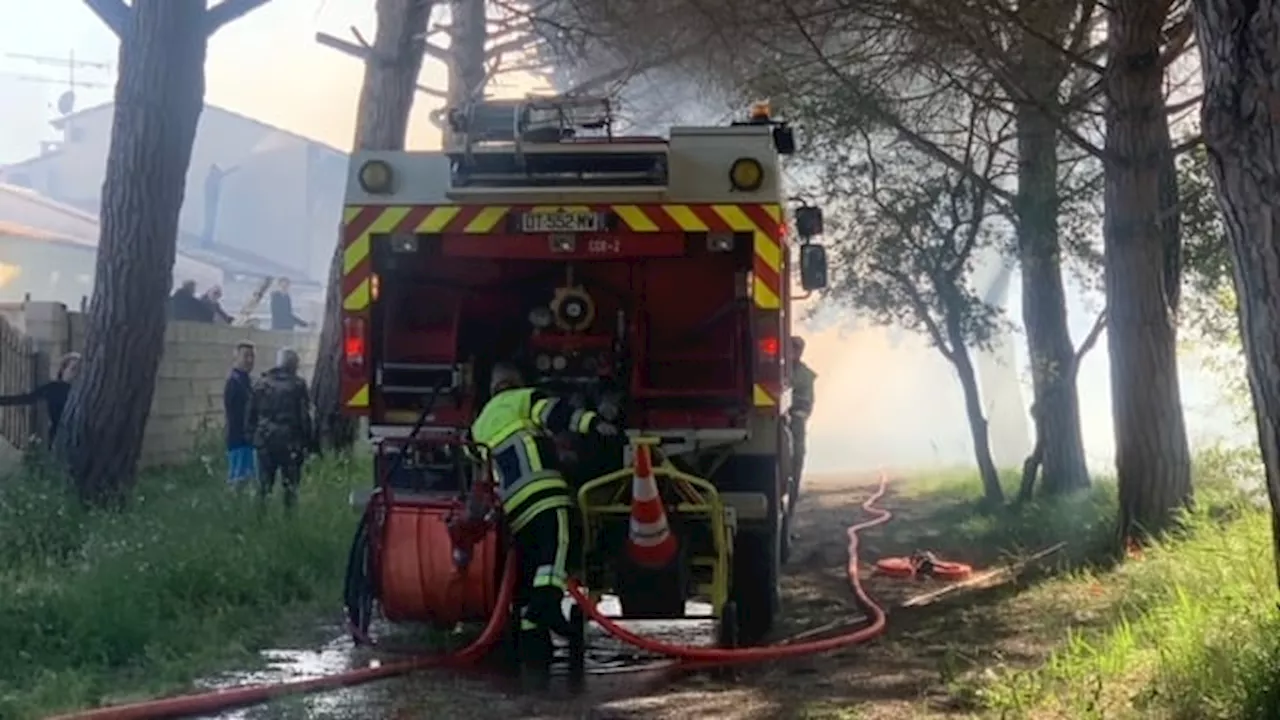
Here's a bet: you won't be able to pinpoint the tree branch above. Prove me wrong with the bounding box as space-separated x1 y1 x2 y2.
873 263 957 363
417 83 448 99
781 4 1017 207
206 0 271 35
486 35 535 62
316 31 374 61
423 41 449 62
973 0 1105 75
1172 134 1203 156
84 0 129 37
1074 309 1107 368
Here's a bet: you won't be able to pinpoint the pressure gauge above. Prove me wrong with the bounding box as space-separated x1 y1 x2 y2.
552 355 568 371
535 354 551 372
529 306 553 329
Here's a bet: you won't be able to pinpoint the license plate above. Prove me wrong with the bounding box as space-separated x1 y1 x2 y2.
521 210 600 233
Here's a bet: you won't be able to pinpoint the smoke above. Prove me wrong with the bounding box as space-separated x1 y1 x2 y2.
545 68 1033 475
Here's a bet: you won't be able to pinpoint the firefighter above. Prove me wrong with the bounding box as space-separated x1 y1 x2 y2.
469 362 617 688
790 336 817 492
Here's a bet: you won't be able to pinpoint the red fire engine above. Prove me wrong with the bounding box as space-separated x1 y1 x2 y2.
340 96 828 674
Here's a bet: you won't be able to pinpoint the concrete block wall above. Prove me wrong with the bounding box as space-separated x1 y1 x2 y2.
12 301 320 469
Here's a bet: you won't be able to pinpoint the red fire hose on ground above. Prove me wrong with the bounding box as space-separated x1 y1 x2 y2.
46 555 521 720
50 473 943 720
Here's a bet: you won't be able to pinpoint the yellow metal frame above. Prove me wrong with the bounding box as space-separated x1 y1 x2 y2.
575 437 733 617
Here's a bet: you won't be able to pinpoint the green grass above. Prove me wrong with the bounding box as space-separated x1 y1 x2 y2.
947 446 1280 719
0 446 367 719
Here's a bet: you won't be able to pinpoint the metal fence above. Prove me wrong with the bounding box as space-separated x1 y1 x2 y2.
0 316 40 449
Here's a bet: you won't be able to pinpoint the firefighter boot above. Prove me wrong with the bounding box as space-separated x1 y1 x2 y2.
518 619 553 692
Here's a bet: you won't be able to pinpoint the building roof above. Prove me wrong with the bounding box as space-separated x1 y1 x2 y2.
0 220 90 248
0 183 99 227
176 239 314 283
0 187 222 280
48 102 348 159
0 148 64 174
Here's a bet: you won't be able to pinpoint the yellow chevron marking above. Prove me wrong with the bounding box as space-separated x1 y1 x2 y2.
753 384 777 406
343 206 365 223
754 231 782 274
711 204 757 233
662 205 708 232
346 384 369 408
344 207 409 275
612 205 659 232
753 276 781 309
343 277 370 312
763 204 782 223
464 206 509 233
418 206 461 233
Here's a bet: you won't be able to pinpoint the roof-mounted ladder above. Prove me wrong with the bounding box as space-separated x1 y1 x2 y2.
444 95 669 189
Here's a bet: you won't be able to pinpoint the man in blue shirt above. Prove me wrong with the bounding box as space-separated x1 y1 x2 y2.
224 341 257 487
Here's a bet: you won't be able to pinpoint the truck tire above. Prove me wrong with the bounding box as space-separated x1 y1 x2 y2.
730 526 779 644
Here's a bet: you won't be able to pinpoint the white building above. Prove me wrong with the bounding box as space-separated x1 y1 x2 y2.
0 185 221 308
0 102 348 286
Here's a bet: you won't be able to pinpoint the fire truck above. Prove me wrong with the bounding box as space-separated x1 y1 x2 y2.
340 96 828 658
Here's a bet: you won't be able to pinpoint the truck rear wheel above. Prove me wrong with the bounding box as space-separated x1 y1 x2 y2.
730 526 779 644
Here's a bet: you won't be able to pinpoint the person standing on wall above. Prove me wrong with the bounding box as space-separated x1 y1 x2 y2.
202 285 234 325
0 351 81 445
170 280 209 322
249 347 314 512
223 342 256 489
270 278 309 331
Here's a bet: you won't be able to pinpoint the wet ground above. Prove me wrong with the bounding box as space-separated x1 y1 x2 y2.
195 473 976 720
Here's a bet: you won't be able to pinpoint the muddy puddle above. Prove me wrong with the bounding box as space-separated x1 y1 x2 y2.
195 597 718 719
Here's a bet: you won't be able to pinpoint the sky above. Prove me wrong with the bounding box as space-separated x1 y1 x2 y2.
0 0 1252 476
0 0 451 162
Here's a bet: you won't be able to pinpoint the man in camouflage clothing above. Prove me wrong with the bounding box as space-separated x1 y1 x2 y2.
250 347 314 511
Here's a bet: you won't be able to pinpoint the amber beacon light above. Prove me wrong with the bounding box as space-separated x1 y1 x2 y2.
729 157 764 191
358 160 394 194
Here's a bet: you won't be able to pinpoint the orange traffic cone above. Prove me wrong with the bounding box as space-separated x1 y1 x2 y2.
625 444 678 568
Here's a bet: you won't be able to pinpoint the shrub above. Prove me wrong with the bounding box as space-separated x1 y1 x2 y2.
0 449 367 718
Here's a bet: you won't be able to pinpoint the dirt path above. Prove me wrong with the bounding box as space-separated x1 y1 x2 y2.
218 474 1062 720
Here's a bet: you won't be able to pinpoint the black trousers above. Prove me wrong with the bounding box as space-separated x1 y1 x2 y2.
515 503 575 636
257 446 302 508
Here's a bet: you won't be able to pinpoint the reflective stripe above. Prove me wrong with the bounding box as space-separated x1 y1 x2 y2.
482 418 534 452
501 471 566 510
531 397 558 428
490 433 537 482
552 507 568 586
521 434 542 472
509 494 572 534
533 566 565 589
521 617 538 631
569 409 596 434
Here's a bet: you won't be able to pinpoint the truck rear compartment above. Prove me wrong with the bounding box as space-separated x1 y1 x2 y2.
370 233 755 430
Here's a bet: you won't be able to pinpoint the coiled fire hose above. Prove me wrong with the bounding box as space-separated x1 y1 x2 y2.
50 474 895 720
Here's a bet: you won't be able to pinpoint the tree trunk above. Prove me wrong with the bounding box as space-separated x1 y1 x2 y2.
54 0 209 507
451 0 489 105
946 302 1004 504
1191 0 1280 584
313 0 434 451
1105 0 1192 541
1014 26 1092 496
1017 402 1044 504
